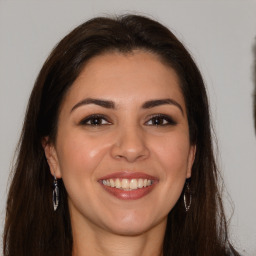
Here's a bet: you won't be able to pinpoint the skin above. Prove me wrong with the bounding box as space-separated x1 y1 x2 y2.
44 50 196 256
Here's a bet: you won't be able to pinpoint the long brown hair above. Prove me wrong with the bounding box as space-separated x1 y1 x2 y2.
3 14 239 256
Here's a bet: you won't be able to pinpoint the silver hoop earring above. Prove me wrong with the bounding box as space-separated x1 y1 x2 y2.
53 175 59 211
184 181 192 212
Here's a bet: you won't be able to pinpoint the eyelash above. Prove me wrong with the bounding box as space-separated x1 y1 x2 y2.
79 114 176 127
79 114 111 126
145 114 177 126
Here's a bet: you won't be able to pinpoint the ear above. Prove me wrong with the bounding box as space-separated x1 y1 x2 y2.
42 137 62 178
186 144 196 179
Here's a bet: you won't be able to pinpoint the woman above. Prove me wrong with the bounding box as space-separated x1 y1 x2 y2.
3 14 240 256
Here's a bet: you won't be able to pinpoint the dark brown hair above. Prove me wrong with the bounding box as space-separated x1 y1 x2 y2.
3 14 239 256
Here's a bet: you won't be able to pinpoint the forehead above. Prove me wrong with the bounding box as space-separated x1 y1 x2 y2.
61 50 185 110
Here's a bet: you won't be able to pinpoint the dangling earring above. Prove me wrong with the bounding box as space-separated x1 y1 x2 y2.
184 181 192 212
53 174 59 211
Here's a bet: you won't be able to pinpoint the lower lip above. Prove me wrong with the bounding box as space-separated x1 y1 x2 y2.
99 182 157 200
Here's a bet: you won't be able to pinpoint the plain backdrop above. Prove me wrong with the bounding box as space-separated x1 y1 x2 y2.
0 1 256 255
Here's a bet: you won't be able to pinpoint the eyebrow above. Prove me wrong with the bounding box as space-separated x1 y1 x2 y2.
70 97 184 115
142 99 184 115
71 98 115 112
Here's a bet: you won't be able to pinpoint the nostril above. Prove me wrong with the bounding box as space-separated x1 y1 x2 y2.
111 146 150 162
110 129 150 162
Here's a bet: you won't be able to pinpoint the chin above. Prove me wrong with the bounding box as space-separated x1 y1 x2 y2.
107 223 153 237
103 213 167 237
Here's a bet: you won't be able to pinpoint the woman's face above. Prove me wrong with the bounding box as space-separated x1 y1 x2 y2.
45 50 195 236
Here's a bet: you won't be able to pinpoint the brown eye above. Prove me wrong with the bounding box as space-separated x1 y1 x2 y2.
80 115 111 126
146 114 176 126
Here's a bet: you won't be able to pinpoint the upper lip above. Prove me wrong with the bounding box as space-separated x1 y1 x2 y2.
98 171 158 181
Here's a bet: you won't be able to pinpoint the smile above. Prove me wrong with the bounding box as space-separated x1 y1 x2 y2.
99 172 158 200
102 178 153 190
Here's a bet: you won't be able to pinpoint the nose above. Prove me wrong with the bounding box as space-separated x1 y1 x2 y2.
110 125 150 163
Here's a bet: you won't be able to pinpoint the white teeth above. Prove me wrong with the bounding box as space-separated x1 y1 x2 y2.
121 179 129 189
130 179 137 189
102 178 154 190
115 178 121 188
110 179 115 187
138 179 143 188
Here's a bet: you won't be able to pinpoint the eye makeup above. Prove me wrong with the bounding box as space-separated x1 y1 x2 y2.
79 114 112 126
145 114 177 126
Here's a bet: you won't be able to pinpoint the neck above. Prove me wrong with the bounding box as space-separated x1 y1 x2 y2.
71 215 166 256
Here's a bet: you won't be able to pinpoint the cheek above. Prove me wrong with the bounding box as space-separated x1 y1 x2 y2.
152 132 191 178
56 133 111 180
55 133 114 214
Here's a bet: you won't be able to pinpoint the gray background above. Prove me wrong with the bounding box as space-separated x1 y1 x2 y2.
0 1 256 255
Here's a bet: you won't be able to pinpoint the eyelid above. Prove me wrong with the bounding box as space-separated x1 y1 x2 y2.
79 114 112 126
78 113 176 126
144 113 177 126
